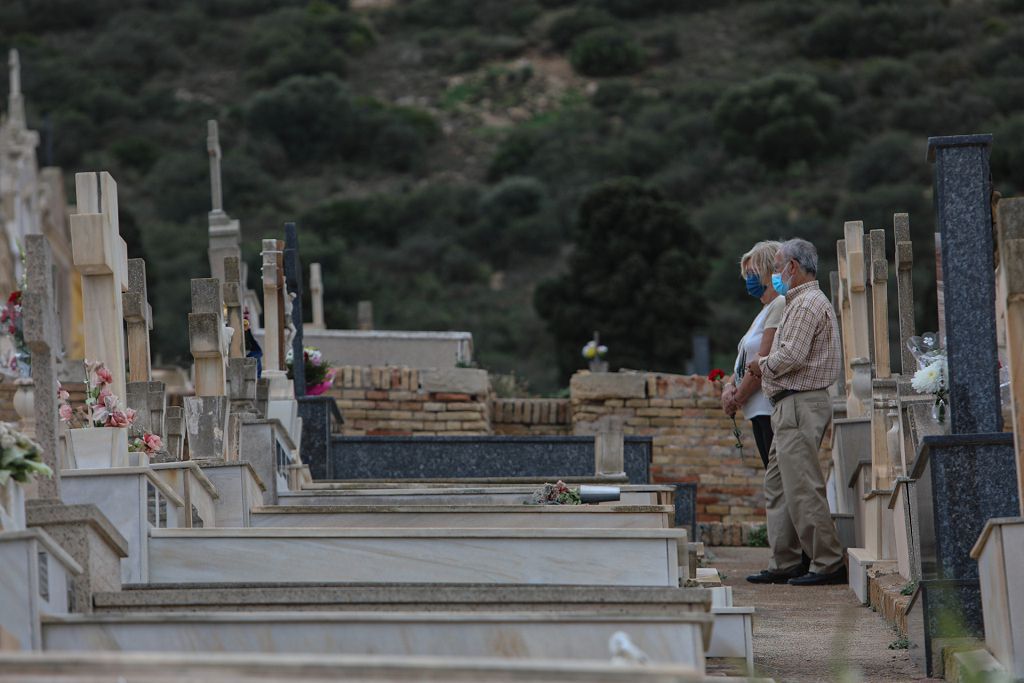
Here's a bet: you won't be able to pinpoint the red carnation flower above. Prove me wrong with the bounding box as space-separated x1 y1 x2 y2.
707 368 726 383
7 290 21 305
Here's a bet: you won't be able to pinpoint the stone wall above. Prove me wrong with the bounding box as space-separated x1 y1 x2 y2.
490 398 571 436
0 379 15 423
328 366 491 436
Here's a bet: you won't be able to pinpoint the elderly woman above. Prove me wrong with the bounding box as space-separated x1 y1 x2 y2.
720 240 785 469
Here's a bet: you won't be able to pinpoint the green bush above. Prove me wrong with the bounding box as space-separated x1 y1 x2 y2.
991 114 1024 189
400 0 539 33
570 27 646 77
480 176 546 220
800 5 913 59
245 74 438 171
845 132 924 192
110 137 161 173
859 57 921 98
591 0 689 19
548 8 615 50
714 73 838 167
535 178 709 380
746 526 768 548
419 28 526 72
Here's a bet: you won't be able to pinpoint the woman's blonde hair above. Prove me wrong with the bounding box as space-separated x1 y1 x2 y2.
739 240 782 283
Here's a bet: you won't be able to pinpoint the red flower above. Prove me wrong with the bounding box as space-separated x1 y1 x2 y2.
707 368 726 382
7 290 21 305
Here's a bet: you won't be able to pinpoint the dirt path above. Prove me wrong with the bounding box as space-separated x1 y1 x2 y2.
706 547 941 682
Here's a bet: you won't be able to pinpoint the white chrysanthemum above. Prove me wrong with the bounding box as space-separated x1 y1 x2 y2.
912 359 945 394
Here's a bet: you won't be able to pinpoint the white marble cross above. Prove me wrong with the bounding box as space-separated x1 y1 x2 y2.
8 48 24 126
223 256 246 359
207 120 223 215
70 171 129 401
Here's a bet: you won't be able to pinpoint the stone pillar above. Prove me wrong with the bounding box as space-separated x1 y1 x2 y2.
164 406 185 461
994 198 1024 513
122 258 166 441
357 301 373 331
894 213 917 376
843 222 872 418
185 278 230 460
22 235 61 498
283 222 305 397
223 256 246 360
309 262 325 330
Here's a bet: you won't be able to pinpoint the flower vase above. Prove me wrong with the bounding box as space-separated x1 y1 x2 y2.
588 359 609 373
0 477 26 531
68 427 130 469
932 397 949 426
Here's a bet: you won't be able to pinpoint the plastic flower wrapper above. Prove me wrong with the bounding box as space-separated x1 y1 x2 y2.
287 345 333 392
0 421 52 485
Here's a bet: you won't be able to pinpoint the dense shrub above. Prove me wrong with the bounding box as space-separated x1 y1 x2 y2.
570 27 646 77
245 74 438 171
800 5 912 59
399 0 540 33
419 29 526 72
480 177 547 220
535 178 709 380
714 73 838 167
990 114 1024 189
548 8 615 50
846 132 924 192
591 0 690 19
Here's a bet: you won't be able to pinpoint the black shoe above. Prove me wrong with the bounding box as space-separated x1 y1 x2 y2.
746 566 804 584
787 565 848 586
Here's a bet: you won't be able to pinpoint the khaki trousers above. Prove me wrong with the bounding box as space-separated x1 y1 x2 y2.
764 389 844 574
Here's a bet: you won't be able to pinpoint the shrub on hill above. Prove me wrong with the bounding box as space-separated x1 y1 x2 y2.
570 27 646 77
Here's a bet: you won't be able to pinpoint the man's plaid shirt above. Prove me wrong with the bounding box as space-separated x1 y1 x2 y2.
758 280 841 397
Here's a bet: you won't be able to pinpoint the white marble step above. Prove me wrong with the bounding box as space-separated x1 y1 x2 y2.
249 504 672 529
42 610 711 669
93 584 711 615
0 651 775 682
278 487 665 507
146 527 686 586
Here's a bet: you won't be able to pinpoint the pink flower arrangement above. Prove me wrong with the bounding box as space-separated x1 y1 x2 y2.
129 432 163 455
57 361 136 430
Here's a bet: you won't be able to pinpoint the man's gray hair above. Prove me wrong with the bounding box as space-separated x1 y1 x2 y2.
780 238 818 275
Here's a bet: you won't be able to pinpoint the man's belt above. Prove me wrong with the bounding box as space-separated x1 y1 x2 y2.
768 389 800 407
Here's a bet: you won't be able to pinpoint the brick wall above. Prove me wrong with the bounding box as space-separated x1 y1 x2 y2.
329 366 491 436
569 371 767 527
491 398 571 436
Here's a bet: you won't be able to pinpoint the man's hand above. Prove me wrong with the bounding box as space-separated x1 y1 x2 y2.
747 355 763 379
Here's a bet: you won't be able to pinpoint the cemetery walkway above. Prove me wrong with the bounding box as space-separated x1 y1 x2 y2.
706 547 941 683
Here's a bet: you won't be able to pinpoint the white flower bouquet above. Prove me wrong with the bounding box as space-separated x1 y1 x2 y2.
911 354 949 424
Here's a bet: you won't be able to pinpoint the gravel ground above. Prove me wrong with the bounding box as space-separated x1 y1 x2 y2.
705 547 942 683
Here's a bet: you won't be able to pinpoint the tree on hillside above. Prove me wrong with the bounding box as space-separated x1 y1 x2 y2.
535 178 710 381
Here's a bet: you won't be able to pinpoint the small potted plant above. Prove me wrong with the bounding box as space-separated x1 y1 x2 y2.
0 421 51 531
59 361 136 469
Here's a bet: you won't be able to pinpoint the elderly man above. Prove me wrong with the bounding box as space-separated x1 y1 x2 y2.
745 238 845 586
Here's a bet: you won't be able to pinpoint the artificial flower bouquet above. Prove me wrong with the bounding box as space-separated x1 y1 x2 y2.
531 480 582 505
286 346 336 396
0 421 51 486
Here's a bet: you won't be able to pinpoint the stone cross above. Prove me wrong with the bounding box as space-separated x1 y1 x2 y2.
841 224 872 417
836 240 854 391
70 171 129 401
309 263 325 330
283 223 305 397
226 357 258 461
994 197 1024 512
870 229 891 380
7 49 25 127
22 235 60 499
207 120 223 214
261 239 285 372
122 259 152 383
206 120 241 289
223 257 246 359
893 213 917 375
829 271 847 396
188 278 228 397
357 300 374 331
928 135 1002 435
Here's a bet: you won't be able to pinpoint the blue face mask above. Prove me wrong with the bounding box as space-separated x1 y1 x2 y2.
745 273 765 298
771 272 789 296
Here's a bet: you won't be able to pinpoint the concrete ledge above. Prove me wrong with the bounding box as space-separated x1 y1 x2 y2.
0 651 772 682
570 372 646 400
419 368 489 396
25 502 128 559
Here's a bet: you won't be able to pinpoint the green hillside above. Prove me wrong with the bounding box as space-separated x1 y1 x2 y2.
4 0 1024 393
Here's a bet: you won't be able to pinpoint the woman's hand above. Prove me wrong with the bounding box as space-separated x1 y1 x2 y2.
721 384 737 416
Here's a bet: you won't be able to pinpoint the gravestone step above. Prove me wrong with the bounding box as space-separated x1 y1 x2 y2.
0 651 775 682
146 528 686 587
249 504 673 529
277 487 663 507
93 584 710 614
42 610 712 669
